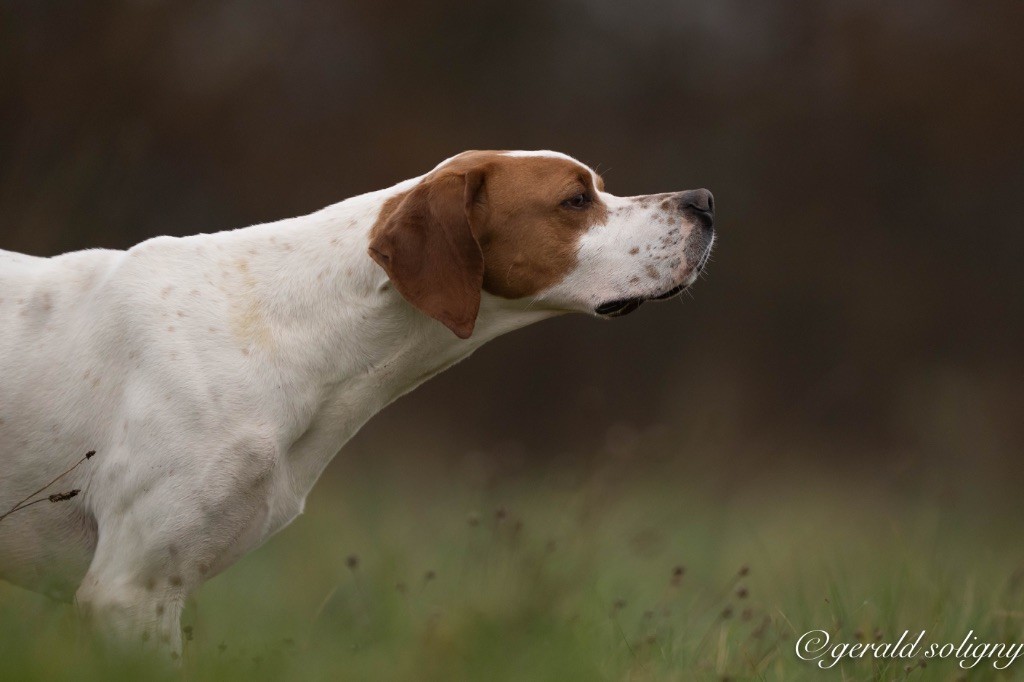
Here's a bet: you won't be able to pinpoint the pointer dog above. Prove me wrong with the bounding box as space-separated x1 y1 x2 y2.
0 150 714 655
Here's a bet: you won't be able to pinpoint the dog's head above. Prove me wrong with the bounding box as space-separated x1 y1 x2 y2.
368 150 715 338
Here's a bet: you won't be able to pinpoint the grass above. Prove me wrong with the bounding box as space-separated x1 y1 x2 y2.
1 451 1022 681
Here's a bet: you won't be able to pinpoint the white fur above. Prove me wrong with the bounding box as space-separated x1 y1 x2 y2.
0 151 710 656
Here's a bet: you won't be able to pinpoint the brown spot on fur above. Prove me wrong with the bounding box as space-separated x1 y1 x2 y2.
646 265 659 280
156 603 165 615
629 247 639 255
169 575 182 587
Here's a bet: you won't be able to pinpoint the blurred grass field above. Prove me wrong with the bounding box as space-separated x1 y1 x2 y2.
1 448 1022 682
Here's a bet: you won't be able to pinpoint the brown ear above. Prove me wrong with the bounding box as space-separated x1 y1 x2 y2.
368 170 486 339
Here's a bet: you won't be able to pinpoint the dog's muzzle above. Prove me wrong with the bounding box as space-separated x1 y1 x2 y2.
596 190 715 317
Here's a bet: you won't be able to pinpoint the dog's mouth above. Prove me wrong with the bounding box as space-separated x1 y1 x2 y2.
594 283 686 317
595 245 712 317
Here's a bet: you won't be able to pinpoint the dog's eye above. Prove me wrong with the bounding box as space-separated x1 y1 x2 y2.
561 193 590 210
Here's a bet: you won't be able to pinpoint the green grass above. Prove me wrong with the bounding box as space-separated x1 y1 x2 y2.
1 454 1022 681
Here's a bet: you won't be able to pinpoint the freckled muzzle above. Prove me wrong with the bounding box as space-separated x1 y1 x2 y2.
595 188 715 317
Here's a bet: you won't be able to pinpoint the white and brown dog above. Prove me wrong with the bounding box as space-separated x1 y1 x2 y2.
0 150 714 655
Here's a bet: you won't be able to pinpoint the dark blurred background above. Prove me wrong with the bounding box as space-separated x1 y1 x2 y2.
2 1 1022 487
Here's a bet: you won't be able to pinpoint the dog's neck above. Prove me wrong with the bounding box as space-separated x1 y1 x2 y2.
206 179 555 492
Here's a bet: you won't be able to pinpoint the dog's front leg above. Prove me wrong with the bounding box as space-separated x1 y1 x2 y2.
75 431 278 660
75 566 188 660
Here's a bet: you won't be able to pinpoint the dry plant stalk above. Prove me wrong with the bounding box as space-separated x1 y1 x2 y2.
0 450 95 524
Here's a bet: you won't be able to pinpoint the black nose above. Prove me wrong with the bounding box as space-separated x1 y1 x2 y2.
676 188 714 221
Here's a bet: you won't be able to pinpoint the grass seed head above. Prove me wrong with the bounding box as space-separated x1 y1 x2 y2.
48 489 80 503
671 565 685 586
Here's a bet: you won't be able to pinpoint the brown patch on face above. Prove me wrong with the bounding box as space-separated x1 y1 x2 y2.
369 151 606 336
444 151 606 299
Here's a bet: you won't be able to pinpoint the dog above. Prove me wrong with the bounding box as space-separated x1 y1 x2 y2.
0 150 714 656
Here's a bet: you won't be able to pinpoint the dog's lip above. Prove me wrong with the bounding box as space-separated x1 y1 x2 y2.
594 281 689 316
595 298 645 316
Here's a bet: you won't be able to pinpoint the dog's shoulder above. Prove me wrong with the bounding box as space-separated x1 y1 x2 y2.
0 247 125 326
